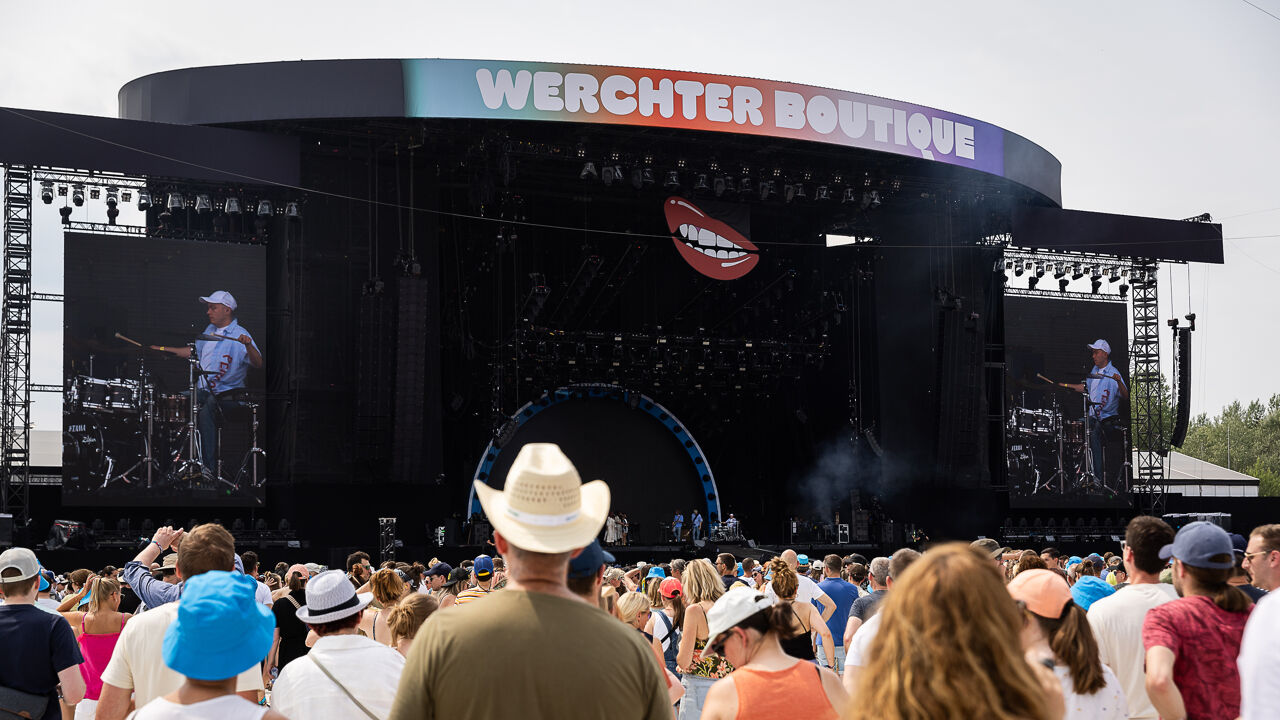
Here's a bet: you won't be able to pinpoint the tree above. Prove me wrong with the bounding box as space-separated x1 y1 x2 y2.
1177 394 1280 497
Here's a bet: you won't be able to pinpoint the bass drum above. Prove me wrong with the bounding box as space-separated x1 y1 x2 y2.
63 415 106 490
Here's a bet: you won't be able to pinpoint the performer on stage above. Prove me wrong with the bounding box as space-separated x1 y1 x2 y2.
691 508 703 541
672 511 684 543
151 291 263 477
1062 339 1127 483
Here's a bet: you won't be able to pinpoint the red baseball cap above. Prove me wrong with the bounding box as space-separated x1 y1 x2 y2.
660 577 683 599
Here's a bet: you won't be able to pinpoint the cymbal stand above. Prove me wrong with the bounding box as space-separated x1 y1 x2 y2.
104 356 160 488
1073 393 1101 491
1036 395 1066 494
175 343 207 484
234 398 266 488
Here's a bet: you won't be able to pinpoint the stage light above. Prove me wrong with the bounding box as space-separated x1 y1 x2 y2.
121 191 131 203
1071 264 1085 281
642 168 655 187
224 197 242 214
1091 279 1102 294
105 188 119 225
815 185 830 201
166 193 184 212
841 187 857 204
194 194 212 214
740 172 752 193
1059 278 1069 292
71 184 85 207
1014 262 1025 277
630 167 643 189
285 202 301 220
862 190 881 209
136 191 152 211
39 181 53 204
601 165 620 187
713 176 726 197
579 162 598 180
693 174 709 193
1034 263 1045 278
58 206 72 226
1053 263 1066 280
256 200 273 217
664 171 680 191
1028 276 1039 290
1089 265 1103 282
1119 283 1129 298
1108 267 1122 283
793 183 807 201
89 187 100 200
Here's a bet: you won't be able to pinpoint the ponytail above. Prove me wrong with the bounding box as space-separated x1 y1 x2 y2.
767 557 798 600
1037 604 1104 695
1183 561 1253 613
88 576 121 614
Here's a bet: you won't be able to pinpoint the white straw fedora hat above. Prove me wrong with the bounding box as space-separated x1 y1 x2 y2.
474 443 610 554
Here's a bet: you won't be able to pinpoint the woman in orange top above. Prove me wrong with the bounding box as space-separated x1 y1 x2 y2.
697 588 847 720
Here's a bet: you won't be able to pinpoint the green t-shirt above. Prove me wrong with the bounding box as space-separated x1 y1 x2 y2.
389 589 669 720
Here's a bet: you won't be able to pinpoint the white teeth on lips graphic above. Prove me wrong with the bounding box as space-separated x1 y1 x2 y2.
677 223 752 261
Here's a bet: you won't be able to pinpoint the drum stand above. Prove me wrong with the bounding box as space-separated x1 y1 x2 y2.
173 343 239 489
103 363 160 489
233 398 267 488
1035 396 1066 494
1071 395 1103 492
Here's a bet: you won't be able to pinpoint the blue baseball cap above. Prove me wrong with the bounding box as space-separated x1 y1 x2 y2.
646 566 666 580
473 555 495 580
1160 521 1235 570
1070 575 1116 611
568 540 616 579
1067 556 1082 567
163 571 274 681
796 554 810 567
426 562 453 578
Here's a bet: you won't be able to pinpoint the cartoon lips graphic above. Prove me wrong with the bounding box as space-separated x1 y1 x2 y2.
664 197 759 280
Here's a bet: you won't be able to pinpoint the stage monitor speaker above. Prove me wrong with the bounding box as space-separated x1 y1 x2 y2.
837 524 850 544
0 513 12 548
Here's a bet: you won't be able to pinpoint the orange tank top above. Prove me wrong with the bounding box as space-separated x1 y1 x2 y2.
732 661 837 720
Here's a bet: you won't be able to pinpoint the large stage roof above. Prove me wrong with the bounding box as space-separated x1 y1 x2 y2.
118 58 1063 206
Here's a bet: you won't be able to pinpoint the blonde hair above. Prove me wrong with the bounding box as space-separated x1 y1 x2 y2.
370 568 407 606
849 544 1051 720
681 558 724 604
645 576 664 608
387 593 438 645
616 591 652 626
88 576 121 614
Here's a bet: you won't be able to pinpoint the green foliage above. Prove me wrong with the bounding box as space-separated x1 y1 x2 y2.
1177 394 1280 497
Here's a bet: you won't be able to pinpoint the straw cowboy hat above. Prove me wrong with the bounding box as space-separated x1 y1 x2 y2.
474 443 610 554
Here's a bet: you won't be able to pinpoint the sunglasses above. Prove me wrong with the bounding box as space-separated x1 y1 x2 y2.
708 627 739 657
1243 549 1275 561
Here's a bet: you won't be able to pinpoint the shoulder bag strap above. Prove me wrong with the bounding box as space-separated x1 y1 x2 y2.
309 654 381 720
284 595 301 611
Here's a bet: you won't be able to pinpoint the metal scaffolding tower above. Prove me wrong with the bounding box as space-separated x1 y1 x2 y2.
1 165 32 527
1129 258 1168 514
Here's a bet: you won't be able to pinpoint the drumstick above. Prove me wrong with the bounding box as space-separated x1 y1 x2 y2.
1036 373 1055 384
114 332 142 347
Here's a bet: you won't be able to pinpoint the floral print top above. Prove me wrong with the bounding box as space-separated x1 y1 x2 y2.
686 637 734 679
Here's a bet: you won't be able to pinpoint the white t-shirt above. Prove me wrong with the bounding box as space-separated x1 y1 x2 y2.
254 581 273 607
1055 663 1127 720
764 574 823 605
1239 591 1280 720
129 694 267 720
650 610 677 651
845 610 882 667
271 633 405 720
1087 582 1178 720
99 602 264 706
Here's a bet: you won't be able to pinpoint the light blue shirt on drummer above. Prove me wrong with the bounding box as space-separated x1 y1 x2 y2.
196 318 259 393
1086 361 1125 420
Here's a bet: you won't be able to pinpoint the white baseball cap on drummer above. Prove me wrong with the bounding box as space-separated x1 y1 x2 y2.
1087 339 1111 354
199 290 237 310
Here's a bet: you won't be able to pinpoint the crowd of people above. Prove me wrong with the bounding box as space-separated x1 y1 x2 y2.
1 442 1277 719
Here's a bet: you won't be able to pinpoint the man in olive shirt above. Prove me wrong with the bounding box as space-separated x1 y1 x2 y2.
389 443 669 720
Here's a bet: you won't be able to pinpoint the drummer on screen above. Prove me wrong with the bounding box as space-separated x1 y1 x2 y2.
150 291 262 476
1061 339 1127 483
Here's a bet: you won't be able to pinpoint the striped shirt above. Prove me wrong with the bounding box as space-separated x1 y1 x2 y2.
454 585 496 605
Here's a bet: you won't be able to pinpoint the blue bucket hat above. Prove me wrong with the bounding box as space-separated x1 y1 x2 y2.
1159 521 1235 570
796 554 810 568
645 566 666 580
1071 575 1116 611
163 571 275 681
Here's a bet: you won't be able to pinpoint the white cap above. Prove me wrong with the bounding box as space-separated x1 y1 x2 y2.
1087 339 1111 355
199 290 237 310
0 547 41 582
706 585 776 641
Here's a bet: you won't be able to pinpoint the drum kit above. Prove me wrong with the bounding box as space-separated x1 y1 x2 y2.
64 332 265 494
1006 373 1129 496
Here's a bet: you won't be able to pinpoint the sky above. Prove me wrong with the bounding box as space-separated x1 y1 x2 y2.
1 0 1278 433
